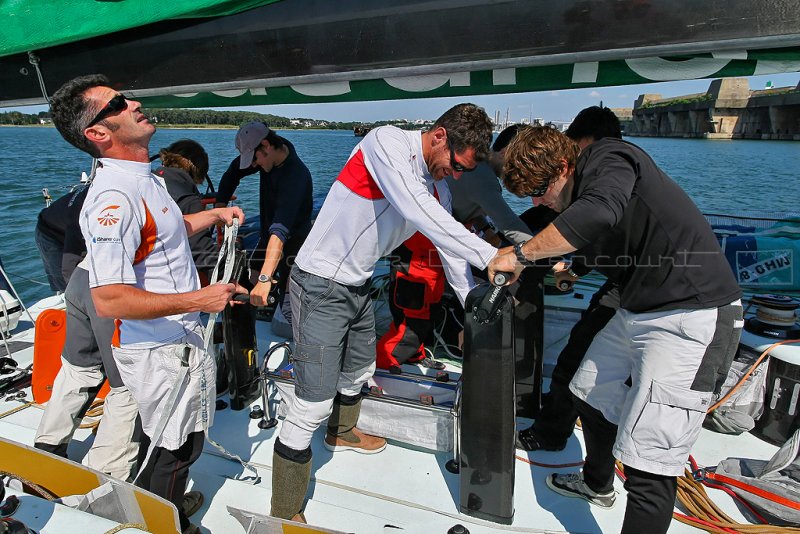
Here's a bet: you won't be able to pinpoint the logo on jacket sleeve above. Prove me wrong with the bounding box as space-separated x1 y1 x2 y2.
97 205 121 226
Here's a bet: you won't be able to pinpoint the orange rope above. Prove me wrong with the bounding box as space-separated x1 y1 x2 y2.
708 339 799 413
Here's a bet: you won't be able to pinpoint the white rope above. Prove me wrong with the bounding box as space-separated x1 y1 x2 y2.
430 305 463 361
199 219 260 482
27 52 51 106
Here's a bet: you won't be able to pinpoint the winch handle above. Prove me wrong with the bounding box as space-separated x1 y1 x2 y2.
473 282 509 324
492 271 513 287
232 293 276 305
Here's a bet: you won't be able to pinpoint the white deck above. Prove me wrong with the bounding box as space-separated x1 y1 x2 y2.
0 288 787 534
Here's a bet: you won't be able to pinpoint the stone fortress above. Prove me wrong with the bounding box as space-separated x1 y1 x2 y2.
623 78 800 140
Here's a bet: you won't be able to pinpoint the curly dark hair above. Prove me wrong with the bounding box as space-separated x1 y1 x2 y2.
431 103 493 161
159 139 209 185
50 74 118 158
502 126 580 197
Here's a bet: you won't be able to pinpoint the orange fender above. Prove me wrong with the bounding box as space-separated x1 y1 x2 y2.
32 308 109 404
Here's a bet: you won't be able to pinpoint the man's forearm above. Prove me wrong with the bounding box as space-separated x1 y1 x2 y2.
92 284 203 319
184 209 222 237
260 234 285 277
520 224 576 262
184 207 243 237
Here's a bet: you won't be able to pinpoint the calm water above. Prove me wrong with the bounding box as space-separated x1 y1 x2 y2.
0 126 797 304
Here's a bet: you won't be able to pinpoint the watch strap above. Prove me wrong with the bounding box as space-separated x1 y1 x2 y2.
514 241 534 267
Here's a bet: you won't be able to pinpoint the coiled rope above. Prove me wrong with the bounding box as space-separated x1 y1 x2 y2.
78 398 105 430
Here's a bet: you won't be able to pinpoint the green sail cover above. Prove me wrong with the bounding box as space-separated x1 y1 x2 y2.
136 48 800 108
0 0 278 58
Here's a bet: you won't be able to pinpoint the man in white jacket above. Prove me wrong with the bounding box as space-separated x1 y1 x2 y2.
270 103 499 522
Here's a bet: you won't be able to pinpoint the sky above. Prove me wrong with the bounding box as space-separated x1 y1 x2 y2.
7 72 799 124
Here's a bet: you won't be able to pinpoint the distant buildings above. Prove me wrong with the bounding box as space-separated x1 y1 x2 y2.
627 78 800 140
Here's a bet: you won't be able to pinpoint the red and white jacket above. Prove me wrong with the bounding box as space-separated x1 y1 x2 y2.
294 126 496 304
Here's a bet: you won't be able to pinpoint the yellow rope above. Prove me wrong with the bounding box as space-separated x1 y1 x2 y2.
103 523 149 534
614 462 800 533
0 401 34 419
675 469 800 533
78 398 105 430
0 469 58 500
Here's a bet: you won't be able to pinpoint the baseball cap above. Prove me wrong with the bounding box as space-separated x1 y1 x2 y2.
235 122 271 169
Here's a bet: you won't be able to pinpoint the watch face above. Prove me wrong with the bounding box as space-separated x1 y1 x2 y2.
258 274 270 283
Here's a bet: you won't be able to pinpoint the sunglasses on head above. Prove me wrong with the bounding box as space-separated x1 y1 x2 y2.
448 143 477 173
87 94 128 127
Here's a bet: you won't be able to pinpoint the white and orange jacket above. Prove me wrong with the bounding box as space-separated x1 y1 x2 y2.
294 126 497 304
79 158 200 347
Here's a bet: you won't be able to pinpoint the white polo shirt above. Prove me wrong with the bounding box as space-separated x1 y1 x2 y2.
79 158 201 347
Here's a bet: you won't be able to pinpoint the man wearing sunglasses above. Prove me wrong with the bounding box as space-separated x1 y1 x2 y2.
49 74 247 534
375 124 538 374
488 126 742 534
270 103 500 522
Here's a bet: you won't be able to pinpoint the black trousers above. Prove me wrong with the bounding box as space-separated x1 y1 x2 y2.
136 428 204 531
531 282 617 446
577 398 678 534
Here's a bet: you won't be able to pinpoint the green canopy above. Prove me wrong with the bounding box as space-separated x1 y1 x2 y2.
0 0 278 58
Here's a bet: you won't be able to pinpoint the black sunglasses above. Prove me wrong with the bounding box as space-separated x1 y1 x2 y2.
87 94 128 127
448 143 477 173
528 179 552 197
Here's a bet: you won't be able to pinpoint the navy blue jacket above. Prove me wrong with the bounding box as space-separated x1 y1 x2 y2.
217 138 312 244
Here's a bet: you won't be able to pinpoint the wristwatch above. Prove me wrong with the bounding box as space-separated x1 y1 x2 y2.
514 241 535 267
258 273 273 284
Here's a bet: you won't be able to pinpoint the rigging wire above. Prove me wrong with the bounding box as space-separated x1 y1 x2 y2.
0 269 49 287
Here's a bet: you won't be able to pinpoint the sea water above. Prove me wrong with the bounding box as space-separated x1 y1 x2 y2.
0 126 797 303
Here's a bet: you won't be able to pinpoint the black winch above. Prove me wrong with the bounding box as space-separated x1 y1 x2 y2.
744 294 800 340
